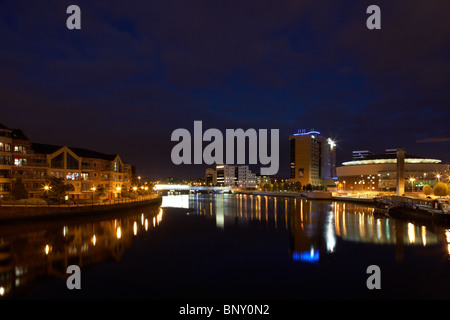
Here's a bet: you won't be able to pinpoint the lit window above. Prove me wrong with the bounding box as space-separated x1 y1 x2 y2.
14 158 27 166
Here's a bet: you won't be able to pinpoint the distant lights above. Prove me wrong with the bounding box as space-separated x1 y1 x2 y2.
327 138 336 148
293 130 321 136
342 158 442 166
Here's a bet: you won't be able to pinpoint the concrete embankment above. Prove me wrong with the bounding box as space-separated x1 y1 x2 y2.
0 195 162 221
233 190 375 205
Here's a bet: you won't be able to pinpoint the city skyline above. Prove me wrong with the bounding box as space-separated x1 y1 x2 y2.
1 1 449 179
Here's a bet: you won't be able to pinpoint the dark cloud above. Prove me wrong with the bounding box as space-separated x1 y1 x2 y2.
1 0 449 178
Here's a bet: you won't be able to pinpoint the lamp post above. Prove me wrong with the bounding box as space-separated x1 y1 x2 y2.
409 177 415 193
91 187 96 202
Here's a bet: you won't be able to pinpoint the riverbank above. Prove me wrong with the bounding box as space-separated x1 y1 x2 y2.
233 189 376 205
0 194 162 221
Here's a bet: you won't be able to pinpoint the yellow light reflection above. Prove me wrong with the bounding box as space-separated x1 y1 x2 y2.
421 226 426 246
133 221 138 235
116 226 122 239
92 235 96 246
408 223 415 243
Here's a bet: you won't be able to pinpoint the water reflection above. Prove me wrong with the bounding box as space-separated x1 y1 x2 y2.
166 194 450 263
0 205 162 299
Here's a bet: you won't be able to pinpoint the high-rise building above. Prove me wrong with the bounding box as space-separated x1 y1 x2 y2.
289 129 336 187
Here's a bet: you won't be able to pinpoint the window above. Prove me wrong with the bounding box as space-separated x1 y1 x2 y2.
66 153 79 170
33 171 45 179
66 172 79 180
14 145 27 154
51 153 64 168
0 156 11 165
0 170 11 178
0 183 11 192
14 158 28 166
50 171 64 179
0 142 11 152
81 172 89 180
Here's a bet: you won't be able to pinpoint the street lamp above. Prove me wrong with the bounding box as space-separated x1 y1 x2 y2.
409 177 415 193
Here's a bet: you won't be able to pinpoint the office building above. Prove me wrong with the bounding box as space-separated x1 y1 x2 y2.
205 168 216 186
207 164 256 188
289 129 336 187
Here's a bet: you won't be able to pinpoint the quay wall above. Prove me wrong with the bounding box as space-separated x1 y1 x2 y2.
233 189 375 205
0 195 162 220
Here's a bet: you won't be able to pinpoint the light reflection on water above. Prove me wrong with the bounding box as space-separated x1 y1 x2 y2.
1 193 449 299
163 193 450 263
0 206 162 299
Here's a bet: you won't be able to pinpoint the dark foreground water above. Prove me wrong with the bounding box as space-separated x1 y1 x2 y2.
1 194 450 300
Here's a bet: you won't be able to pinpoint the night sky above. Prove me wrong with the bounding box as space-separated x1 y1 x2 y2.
1 1 449 179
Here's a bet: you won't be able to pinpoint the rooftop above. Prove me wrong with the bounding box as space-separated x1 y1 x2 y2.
342 153 442 166
32 143 119 161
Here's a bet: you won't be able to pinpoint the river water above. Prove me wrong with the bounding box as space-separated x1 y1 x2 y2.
1 193 450 300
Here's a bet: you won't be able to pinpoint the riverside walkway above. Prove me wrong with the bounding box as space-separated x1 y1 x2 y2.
0 194 162 220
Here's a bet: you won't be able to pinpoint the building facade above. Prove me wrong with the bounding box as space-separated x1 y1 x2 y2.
289 129 336 187
336 149 449 192
0 124 135 200
207 164 256 188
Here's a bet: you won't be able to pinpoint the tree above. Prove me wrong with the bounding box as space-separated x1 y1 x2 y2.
121 187 130 198
45 177 74 203
433 182 448 197
96 186 106 198
422 184 432 196
12 178 28 200
272 181 278 192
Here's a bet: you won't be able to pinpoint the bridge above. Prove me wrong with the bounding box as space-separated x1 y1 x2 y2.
154 184 233 193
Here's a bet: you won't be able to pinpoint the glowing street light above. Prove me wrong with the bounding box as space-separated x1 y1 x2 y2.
91 187 96 201
409 177 415 192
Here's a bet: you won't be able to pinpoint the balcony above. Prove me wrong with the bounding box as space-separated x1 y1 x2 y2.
14 174 47 180
15 162 48 168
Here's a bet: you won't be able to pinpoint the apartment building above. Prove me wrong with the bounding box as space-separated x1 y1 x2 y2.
0 123 135 200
